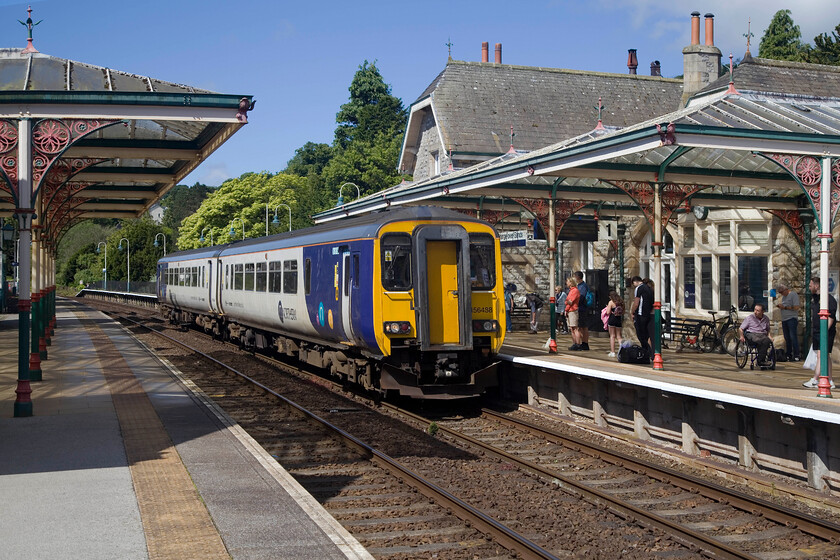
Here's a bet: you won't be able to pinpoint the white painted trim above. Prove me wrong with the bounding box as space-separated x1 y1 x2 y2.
0 104 241 122
499 353 840 426
398 96 432 173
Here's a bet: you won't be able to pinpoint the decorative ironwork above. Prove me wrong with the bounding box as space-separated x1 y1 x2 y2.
766 153 840 226
480 209 520 225
41 159 105 207
608 180 704 229
514 198 550 236
453 208 478 219
656 123 676 145
794 156 821 186
767 209 805 245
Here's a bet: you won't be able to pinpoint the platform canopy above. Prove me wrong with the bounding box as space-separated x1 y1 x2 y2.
0 48 254 245
314 89 840 236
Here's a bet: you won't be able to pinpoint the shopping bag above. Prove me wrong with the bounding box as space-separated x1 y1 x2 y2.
803 348 818 371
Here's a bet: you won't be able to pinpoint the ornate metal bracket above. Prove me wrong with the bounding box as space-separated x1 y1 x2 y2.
767 209 805 245
607 181 704 230
763 154 840 227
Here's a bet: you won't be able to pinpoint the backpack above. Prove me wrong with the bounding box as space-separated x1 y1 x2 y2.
618 344 649 364
585 290 595 309
533 294 544 309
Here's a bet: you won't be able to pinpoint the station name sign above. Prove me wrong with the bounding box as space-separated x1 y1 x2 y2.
499 230 529 246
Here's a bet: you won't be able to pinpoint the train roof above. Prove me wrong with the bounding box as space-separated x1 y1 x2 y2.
159 206 492 263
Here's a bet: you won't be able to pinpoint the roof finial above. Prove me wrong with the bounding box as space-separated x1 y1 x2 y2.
743 18 754 57
726 53 739 95
507 125 516 154
19 6 42 54
445 37 454 60
594 97 606 130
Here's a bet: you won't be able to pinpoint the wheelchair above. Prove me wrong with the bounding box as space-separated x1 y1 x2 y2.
735 337 776 370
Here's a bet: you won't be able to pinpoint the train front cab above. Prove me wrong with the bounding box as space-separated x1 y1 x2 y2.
376 219 505 398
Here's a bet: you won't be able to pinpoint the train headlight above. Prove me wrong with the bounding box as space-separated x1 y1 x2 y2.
384 321 411 334
472 320 498 332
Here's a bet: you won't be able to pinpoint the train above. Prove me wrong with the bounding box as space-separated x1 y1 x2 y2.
157 206 506 398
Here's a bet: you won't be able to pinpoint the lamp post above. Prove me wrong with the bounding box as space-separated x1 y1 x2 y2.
271 204 292 232
96 241 107 291
200 227 214 246
336 182 360 206
118 238 130 293
229 218 246 241
154 233 167 256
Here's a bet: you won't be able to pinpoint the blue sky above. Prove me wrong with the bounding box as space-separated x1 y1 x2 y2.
2 0 839 187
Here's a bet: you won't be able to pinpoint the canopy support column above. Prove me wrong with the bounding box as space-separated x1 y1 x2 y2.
652 183 664 370
14 119 33 417
548 198 557 353
817 157 833 397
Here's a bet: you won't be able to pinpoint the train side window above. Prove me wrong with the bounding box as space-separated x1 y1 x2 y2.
255 262 267 291
283 260 298 294
244 263 255 291
268 261 282 293
234 264 244 290
352 253 359 288
381 234 411 291
469 234 496 290
343 255 350 297
304 259 311 294
225 265 229 290
178 267 185 287
192 267 198 287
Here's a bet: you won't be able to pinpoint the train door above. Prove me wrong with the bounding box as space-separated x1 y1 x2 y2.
207 260 216 312
414 225 472 350
341 251 355 343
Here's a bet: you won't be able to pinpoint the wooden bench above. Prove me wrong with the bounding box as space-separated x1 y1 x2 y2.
661 315 708 351
508 306 532 330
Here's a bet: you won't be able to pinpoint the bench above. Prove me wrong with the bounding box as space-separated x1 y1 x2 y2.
661 315 708 351
508 306 532 330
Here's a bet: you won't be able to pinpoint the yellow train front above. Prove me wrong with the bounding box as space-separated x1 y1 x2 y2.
372 208 506 398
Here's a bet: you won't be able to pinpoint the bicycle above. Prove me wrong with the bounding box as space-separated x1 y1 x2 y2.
698 306 740 355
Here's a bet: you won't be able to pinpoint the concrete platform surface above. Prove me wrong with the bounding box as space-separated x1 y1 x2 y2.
0 303 372 560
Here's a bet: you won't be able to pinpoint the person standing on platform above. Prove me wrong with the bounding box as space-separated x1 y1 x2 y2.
776 283 801 362
504 283 514 332
738 303 773 367
606 291 624 358
630 276 653 362
574 271 590 351
555 285 568 335
526 291 544 334
565 277 582 350
803 277 837 388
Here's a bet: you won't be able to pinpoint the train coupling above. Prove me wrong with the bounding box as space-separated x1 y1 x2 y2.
435 353 460 378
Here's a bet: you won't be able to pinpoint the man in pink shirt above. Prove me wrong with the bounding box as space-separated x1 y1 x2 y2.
738 303 772 366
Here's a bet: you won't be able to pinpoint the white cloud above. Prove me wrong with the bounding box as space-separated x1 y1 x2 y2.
191 163 232 187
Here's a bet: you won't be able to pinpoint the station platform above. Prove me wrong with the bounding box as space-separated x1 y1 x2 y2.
501 328 840 425
0 301 372 560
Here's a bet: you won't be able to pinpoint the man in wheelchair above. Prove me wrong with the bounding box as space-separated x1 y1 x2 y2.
738 303 773 367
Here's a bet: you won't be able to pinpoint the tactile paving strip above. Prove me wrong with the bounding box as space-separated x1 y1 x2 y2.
79 313 230 560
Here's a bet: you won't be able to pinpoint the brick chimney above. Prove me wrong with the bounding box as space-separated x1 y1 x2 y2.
627 49 638 74
495 43 502 64
681 11 721 105
650 60 661 76
481 42 489 63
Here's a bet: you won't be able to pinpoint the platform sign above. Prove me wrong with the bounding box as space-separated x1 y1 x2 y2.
598 219 618 241
499 230 528 247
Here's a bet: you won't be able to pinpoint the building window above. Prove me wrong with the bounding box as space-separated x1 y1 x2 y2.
738 256 767 310
738 223 768 245
683 257 695 308
664 231 674 254
718 224 730 247
683 226 694 249
719 256 731 309
431 151 440 175
700 257 713 309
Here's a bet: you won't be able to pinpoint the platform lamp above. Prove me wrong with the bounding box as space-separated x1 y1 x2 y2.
95 241 107 291
153 233 167 256
200 227 214 246
229 218 246 241
271 204 292 232
1 224 14 313
118 238 130 293
336 182 360 207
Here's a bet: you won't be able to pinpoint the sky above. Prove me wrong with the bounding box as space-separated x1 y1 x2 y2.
2 0 839 187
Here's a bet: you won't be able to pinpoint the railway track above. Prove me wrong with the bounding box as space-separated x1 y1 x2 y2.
80 298 840 558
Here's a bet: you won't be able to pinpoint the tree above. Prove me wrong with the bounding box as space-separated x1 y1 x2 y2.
177 172 307 250
159 182 214 245
759 10 808 61
809 23 840 65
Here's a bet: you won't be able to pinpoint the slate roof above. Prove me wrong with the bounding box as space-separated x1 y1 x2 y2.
0 48 212 93
695 54 840 100
410 60 683 156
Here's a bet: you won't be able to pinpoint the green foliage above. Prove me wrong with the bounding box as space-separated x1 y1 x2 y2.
758 10 808 61
427 422 439 437
56 220 117 267
160 182 214 246
177 172 307 250
808 24 840 65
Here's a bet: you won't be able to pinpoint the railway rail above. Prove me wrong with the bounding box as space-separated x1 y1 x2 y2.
78 297 840 558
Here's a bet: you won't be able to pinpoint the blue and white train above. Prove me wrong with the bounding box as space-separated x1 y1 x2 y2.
157 206 506 398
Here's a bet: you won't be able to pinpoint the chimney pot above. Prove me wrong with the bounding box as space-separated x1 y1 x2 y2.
495 43 502 64
650 60 661 77
627 49 638 75
690 11 701 45
481 42 489 63
704 13 715 46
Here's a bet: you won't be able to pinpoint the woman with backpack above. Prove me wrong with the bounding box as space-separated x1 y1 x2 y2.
605 291 624 358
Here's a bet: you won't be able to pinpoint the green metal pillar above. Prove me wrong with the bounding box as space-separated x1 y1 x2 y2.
15 119 34 417
617 223 626 297
652 183 664 369
817 157 832 397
